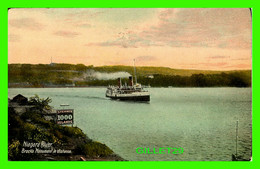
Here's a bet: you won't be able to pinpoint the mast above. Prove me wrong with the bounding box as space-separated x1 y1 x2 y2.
236 120 238 157
133 59 137 84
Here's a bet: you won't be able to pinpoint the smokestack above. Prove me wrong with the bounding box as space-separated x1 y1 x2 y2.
118 78 122 88
129 76 133 86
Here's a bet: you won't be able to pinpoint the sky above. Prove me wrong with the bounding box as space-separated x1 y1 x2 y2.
8 8 252 70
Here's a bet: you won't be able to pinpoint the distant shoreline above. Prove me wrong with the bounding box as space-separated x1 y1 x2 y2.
8 64 252 88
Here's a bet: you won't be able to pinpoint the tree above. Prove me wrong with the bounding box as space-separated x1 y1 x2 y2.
28 95 52 111
191 73 207 87
20 64 33 82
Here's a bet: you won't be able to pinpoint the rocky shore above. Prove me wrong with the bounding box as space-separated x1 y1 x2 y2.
8 94 125 161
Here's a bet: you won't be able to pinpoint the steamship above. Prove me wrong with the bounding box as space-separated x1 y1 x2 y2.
105 60 150 101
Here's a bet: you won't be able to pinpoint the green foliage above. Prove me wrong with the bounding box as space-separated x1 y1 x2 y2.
23 122 37 131
29 94 52 110
61 126 86 138
93 65 222 76
75 64 87 71
8 140 20 160
83 141 113 157
136 72 251 87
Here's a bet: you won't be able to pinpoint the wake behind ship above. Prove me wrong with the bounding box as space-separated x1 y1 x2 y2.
106 76 150 101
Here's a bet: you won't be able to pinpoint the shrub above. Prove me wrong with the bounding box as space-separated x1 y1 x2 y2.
8 140 20 160
61 126 86 138
23 122 37 131
28 94 52 111
21 111 52 128
84 141 113 157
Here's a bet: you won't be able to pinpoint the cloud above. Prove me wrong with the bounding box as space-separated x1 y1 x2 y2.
63 9 105 19
84 8 251 49
183 62 228 68
8 34 20 42
137 8 251 49
232 57 251 61
86 39 136 48
85 32 163 48
53 30 80 38
207 55 230 59
43 9 103 28
62 18 92 28
135 56 157 62
85 39 138 48
181 62 251 70
76 23 91 28
9 18 45 30
119 8 251 49
222 63 252 69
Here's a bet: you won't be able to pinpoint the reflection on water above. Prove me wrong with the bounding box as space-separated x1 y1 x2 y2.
8 87 252 161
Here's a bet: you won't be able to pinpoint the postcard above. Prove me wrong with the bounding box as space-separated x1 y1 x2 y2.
8 8 252 161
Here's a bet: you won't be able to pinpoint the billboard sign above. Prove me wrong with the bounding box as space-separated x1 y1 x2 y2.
56 109 74 125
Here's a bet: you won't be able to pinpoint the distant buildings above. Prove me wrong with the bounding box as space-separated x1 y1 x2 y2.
147 75 154 79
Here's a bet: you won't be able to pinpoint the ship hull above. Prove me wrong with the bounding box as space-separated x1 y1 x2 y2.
106 94 150 102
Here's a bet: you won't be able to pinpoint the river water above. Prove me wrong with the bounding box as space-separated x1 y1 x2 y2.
8 87 252 161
